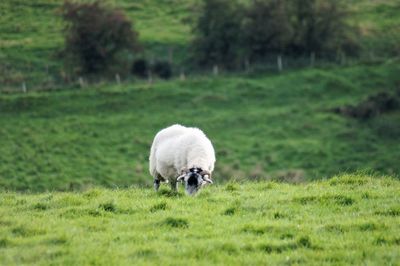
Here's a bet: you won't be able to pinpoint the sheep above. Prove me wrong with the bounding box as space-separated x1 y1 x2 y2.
149 124 216 195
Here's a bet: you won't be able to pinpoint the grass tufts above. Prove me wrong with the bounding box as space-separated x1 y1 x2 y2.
329 174 369 186
358 222 379 231
158 189 182 198
225 183 239 192
332 195 355 206
294 195 354 205
162 217 189 228
375 237 400 246
33 202 49 210
150 202 168 212
223 207 237 216
273 212 286 219
259 242 298 254
375 208 400 217
84 189 102 199
0 238 11 248
46 236 68 245
98 201 117 213
242 225 268 235
11 226 45 237
297 236 312 248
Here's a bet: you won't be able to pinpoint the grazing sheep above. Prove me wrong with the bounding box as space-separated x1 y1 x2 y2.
149 124 215 195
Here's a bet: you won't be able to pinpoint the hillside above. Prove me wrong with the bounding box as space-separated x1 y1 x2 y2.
1 63 400 191
0 174 399 265
1 0 400 89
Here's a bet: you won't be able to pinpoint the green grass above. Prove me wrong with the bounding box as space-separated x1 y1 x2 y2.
0 174 399 265
1 62 399 191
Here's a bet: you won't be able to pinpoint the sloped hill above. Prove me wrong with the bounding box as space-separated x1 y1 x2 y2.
1 63 399 191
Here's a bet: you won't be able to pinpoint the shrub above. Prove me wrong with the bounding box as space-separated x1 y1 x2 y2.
61 1 140 75
190 0 359 67
242 0 292 60
152 61 173 79
191 0 243 69
132 58 149 78
287 0 359 56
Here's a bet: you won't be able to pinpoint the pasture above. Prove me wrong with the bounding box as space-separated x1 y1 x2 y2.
0 174 399 265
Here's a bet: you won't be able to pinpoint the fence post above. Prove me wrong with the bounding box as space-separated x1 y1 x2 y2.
213 65 219 76
180 69 186 81
148 70 153 84
79 77 85 88
244 58 250 73
340 53 346 65
22 82 27 93
277 55 283 72
115 73 121 85
310 52 315 67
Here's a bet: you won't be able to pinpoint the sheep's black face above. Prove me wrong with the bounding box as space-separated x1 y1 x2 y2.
185 173 203 195
177 168 213 196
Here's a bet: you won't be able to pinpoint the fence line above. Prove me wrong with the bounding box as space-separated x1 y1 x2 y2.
0 54 395 94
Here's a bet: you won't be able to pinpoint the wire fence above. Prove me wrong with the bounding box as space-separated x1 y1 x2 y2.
0 52 397 94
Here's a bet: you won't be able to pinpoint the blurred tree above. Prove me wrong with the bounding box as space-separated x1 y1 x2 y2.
61 1 140 75
191 0 243 69
288 0 359 57
131 58 149 78
243 0 293 60
152 61 173 79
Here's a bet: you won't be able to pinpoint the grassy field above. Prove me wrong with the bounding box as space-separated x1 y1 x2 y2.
1 1 400 265
1 62 400 191
0 174 399 265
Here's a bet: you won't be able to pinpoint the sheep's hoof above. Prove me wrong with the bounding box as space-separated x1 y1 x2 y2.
154 179 160 191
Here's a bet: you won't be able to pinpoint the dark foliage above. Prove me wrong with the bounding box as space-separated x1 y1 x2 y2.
191 0 359 67
132 59 149 78
61 1 140 75
243 0 292 60
191 0 243 69
152 61 173 79
333 92 399 119
288 0 359 56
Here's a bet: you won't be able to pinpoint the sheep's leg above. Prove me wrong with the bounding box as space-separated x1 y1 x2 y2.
154 178 160 191
170 179 178 191
153 174 162 192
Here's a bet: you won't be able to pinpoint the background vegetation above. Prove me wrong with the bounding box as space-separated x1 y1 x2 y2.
1 0 400 89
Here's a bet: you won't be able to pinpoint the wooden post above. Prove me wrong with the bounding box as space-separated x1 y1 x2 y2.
148 70 153 84
213 65 219 76
115 73 121 85
340 53 346 66
244 58 250 73
277 55 283 72
22 82 27 93
180 69 186 81
310 52 315 67
79 77 85 88
369 51 375 61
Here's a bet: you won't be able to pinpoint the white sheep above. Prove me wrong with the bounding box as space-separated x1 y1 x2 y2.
149 124 216 195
